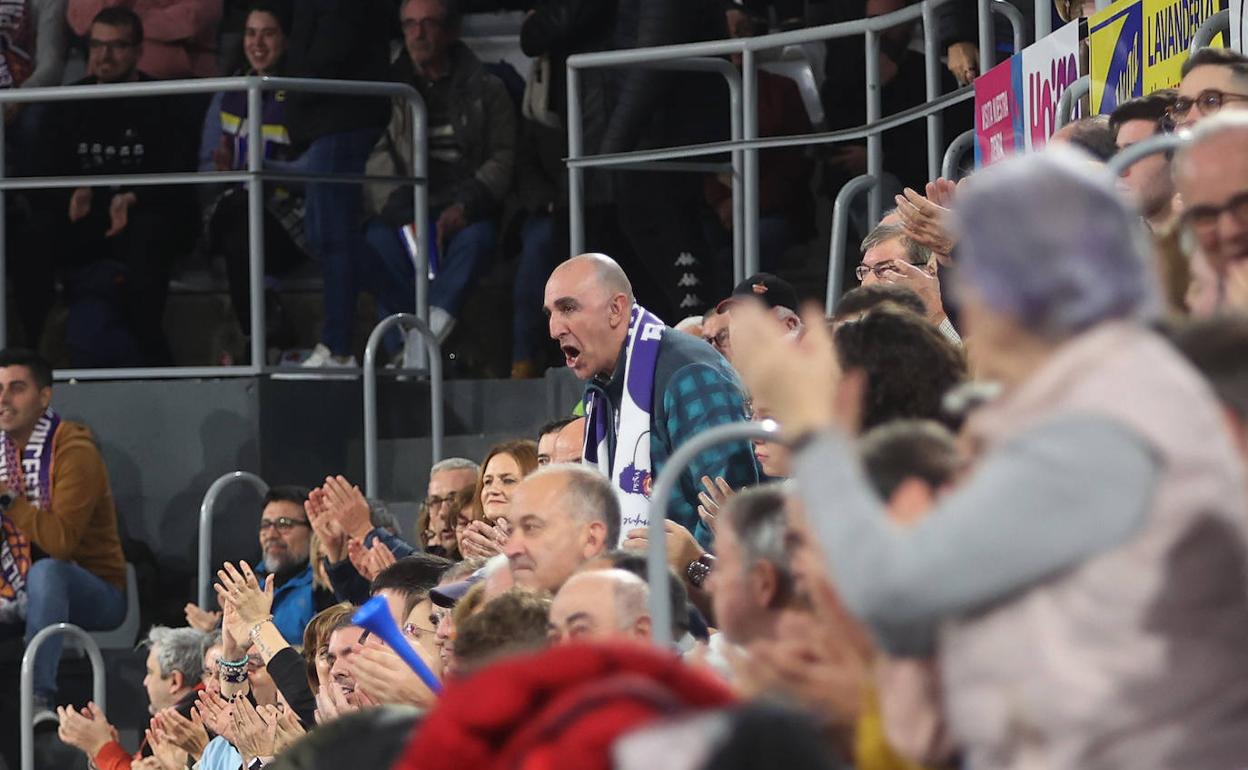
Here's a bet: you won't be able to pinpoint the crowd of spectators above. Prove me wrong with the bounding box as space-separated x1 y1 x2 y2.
2 1 1248 770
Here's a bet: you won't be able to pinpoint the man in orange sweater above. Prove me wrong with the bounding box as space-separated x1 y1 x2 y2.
0 348 126 720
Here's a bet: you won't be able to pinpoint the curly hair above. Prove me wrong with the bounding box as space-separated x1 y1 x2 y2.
834 308 968 431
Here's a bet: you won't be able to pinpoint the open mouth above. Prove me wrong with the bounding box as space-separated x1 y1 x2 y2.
561 343 581 368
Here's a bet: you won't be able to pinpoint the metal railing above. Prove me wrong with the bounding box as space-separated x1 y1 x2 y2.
826 174 878 315
363 313 444 497
0 76 428 380
992 0 1028 53
566 0 976 286
22 624 107 770
1107 131 1188 176
645 420 781 646
1191 9 1230 54
1055 74 1090 130
198 470 269 608
942 128 976 180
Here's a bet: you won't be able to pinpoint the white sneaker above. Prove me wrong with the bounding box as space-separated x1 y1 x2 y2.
400 307 456 370
31 695 58 728
301 343 358 368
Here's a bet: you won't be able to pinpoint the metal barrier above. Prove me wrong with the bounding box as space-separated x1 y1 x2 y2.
198 471 269 608
0 76 428 379
1107 131 1188 176
942 128 976 180
21 623 107 770
645 420 781 646
992 0 1028 53
826 174 878 315
1035 0 1052 39
362 313 444 497
567 0 975 284
1191 9 1230 54
1055 74 1090 130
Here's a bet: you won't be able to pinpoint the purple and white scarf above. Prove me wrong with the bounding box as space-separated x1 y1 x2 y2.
583 305 665 544
0 408 61 622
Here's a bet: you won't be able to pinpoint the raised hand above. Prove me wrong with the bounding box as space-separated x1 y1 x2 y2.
56 701 115 757
321 475 373 541
696 475 734 536
153 707 209 760
272 707 307 753
895 187 957 259
184 602 222 632
215 560 274 629
348 636 438 708
306 485 347 562
195 691 236 744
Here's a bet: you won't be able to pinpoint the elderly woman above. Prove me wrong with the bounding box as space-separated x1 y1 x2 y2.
731 148 1248 769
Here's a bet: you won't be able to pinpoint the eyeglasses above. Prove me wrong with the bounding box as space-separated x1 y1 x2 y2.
1181 190 1248 239
855 260 920 282
1168 89 1248 121
401 17 447 34
703 328 730 353
258 516 311 533
423 489 472 510
87 39 137 53
402 622 437 640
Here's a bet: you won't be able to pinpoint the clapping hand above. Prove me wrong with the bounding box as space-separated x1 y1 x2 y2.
306 486 347 562
696 475 735 536
321 475 373 541
460 518 508 559
895 186 957 260
56 702 115 757
195 691 236 744
152 706 209 761
215 560 274 631
348 635 438 708
184 601 222 632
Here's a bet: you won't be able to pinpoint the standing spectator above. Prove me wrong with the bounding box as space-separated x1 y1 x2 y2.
354 0 515 369
1110 90 1178 231
67 0 223 79
42 7 193 366
287 0 391 368
544 253 759 547
0 349 125 722
206 0 306 358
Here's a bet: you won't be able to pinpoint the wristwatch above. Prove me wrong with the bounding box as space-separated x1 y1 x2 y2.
686 553 716 589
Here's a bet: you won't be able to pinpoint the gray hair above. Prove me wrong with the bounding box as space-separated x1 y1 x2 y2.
430 457 479 477
953 146 1160 339
722 483 795 603
1174 111 1248 179
367 499 399 534
606 569 650 628
525 464 621 547
145 626 207 681
860 222 932 265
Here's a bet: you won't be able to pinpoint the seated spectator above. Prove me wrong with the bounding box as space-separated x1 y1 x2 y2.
429 557 487 675
832 308 968 431
42 7 195 366
452 587 551 674
256 486 336 642
205 0 307 357
323 618 372 712
856 222 960 344
830 283 927 326
302 602 355 693
703 272 804 365
1173 47 1248 129
674 315 704 338
503 464 620 592
0 349 126 721
536 417 577 466
350 0 515 369
536 416 584 467
456 440 539 559
749 395 790 479
422 457 479 560
56 626 206 770
545 254 759 547
67 0 223 79
1173 114 1248 272
730 147 1248 767
369 553 454 628
1050 115 1117 162
1109 90 1178 231
548 568 651 644
705 4 813 281
580 549 693 645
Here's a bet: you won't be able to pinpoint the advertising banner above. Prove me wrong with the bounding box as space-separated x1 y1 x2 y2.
1022 20 1084 151
974 57 1023 167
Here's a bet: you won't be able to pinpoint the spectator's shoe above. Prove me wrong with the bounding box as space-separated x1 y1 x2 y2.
31 695 58 728
401 307 456 370
301 344 358 368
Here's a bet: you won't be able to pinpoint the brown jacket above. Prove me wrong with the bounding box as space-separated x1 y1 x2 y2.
7 421 125 589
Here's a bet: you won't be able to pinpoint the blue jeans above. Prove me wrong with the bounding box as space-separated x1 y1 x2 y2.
22 559 125 701
298 128 384 355
360 215 496 353
514 215 553 363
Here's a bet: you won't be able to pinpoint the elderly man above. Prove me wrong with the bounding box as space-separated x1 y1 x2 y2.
548 568 652 643
424 458 479 557
856 222 959 344
503 465 620 593
1173 48 1248 130
1109 90 1178 231
56 626 206 770
703 273 804 366
544 253 758 548
1173 113 1248 272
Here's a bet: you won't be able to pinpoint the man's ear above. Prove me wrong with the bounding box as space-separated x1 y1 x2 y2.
583 520 608 557
750 560 779 609
37 386 52 411
634 614 652 640
168 670 185 694
608 293 630 328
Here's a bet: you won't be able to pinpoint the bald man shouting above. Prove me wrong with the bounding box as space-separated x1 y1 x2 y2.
543 254 758 554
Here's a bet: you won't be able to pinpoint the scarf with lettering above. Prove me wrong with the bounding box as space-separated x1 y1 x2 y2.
583 305 664 544
0 407 61 621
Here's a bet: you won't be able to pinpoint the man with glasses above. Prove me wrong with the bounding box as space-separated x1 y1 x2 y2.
1172 48 1248 129
705 273 804 367
857 221 960 344
425 457 479 559
257 486 335 644
1174 113 1248 295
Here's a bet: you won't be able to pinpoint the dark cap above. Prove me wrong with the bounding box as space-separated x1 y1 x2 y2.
715 272 799 314
429 571 483 608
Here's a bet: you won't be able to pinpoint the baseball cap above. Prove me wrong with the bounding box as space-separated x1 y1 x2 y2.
429 571 484 608
715 272 799 314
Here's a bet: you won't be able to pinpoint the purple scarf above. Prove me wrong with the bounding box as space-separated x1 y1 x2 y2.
0 408 61 621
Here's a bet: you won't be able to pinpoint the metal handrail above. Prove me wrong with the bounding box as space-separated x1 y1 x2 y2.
1107 131 1188 176
826 174 878 314
198 471 269 608
942 128 976 180
363 313 444 498
992 0 1028 52
1055 74 1089 130
22 624 107 770
646 420 781 646
1191 9 1230 54
1035 0 1052 40
0 75 428 376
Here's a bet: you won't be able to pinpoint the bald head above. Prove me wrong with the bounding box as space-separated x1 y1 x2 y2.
548 568 651 643
544 253 637 380
556 253 634 302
